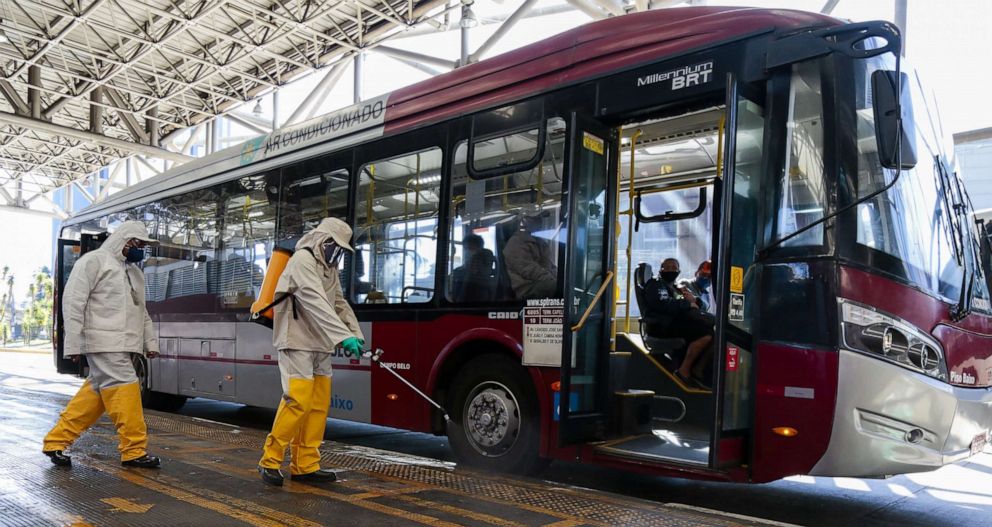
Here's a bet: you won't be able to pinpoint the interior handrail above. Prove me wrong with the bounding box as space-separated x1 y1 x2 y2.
572 270 615 332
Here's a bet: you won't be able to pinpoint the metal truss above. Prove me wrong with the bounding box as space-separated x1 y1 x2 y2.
0 0 687 217
0 0 461 207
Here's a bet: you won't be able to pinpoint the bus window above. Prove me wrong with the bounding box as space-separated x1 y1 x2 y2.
278 161 349 246
144 189 221 307
448 117 568 302
354 147 443 304
776 61 827 247
217 173 277 309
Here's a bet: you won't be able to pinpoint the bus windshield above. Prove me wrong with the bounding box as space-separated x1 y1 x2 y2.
846 55 962 301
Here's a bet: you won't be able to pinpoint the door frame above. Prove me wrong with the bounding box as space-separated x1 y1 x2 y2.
557 111 618 445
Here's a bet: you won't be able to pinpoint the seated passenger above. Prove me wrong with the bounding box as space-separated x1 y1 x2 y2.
642 257 714 388
504 210 557 299
451 234 496 302
681 260 715 316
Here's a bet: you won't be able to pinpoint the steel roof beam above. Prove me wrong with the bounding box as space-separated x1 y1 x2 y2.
284 57 351 126
6 0 111 80
373 45 457 69
0 111 192 163
566 0 609 19
103 88 150 144
0 81 29 116
591 0 625 16
469 0 538 63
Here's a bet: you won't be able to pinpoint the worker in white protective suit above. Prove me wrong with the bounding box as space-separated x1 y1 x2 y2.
258 217 365 486
43 221 162 469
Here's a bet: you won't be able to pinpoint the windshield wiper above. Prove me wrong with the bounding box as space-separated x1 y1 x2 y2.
941 160 975 321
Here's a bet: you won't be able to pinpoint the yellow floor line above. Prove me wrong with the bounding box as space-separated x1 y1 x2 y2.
393 493 529 527
81 456 322 527
541 520 586 527
373 473 606 527
154 445 466 527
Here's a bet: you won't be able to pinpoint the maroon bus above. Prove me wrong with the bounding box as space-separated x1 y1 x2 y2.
54 7 992 483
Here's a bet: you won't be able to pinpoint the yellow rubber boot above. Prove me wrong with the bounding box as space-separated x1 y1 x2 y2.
259 377 314 470
290 376 331 476
43 380 105 452
100 383 148 462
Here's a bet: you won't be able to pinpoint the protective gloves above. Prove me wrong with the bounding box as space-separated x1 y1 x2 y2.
341 337 363 358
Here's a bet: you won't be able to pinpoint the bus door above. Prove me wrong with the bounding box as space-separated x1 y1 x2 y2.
54 233 106 375
558 113 616 444
710 76 764 469
55 239 81 374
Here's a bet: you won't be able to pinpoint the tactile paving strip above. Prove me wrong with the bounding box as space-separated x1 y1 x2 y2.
2 382 776 527
141 414 755 527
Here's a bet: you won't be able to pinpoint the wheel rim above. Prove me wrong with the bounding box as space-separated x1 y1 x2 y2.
463 381 521 458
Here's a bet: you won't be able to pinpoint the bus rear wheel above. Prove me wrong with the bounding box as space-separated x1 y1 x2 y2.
447 354 547 475
131 354 188 412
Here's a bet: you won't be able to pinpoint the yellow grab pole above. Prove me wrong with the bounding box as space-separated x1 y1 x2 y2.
623 129 643 334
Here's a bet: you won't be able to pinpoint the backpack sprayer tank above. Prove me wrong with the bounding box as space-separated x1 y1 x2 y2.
250 247 294 320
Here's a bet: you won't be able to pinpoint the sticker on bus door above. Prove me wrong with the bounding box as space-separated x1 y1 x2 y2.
726 345 739 372
729 293 744 322
522 298 565 367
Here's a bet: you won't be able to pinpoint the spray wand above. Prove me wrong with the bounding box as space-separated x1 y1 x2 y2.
362 348 451 422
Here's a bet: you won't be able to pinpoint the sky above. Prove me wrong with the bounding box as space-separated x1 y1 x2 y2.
2 0 991 303
0 209 54 301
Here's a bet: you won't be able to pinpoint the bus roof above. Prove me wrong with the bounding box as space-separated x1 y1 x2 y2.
67 6 837 226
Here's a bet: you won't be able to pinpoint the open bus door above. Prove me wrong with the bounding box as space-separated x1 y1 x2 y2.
557 113 617 444
710 75 763 471
54 239 81 374
54 232 108 375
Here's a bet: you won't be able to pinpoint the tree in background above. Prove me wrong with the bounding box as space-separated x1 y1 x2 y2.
0 266 12 347
25 268 53 345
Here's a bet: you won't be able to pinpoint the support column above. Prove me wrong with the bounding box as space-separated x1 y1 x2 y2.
894 0 907 56
65 185 74 216
146 106 159 146
89 87 104 134
460 2 472 66
28 66 42 119
272 90 280 129
353 53 364 103
205 122 214 155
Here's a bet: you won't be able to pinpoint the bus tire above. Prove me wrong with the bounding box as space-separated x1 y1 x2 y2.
130 354 188 412
447 354 548 475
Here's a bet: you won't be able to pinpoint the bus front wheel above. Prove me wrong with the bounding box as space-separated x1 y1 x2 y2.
447 354 547 475
131 354 188 412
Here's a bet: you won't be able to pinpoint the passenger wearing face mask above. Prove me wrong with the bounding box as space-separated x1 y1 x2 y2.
43 221 162 469
258 217 364 487
642 257 714 389
682 260 715 316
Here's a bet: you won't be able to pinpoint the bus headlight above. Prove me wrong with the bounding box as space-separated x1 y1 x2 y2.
839 299 947 381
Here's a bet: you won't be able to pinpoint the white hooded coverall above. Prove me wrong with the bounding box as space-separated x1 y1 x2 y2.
259 217 364 476
43 221 160 461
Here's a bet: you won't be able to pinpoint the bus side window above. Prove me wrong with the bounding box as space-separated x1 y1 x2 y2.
447 117 568 303
353 147 443 305
278 161 350 246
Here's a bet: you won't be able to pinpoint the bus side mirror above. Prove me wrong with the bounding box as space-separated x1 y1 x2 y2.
871 70 917 170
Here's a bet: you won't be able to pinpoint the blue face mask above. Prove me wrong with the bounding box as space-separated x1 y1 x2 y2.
126 247 145 263
696 276 710 289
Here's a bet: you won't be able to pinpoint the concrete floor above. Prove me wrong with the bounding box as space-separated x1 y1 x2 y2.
4 351 991 526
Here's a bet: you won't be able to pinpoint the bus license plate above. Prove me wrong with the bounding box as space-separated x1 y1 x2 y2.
971 432 987 456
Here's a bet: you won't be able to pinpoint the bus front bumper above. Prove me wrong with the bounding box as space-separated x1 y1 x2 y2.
809 349 992 478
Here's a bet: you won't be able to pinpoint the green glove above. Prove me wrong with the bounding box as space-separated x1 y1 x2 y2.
341 337 363 358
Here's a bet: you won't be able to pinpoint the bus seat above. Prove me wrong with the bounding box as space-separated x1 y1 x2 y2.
633 262 686 367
